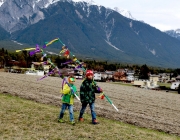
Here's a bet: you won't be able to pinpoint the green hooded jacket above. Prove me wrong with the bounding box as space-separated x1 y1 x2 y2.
61 84 77 105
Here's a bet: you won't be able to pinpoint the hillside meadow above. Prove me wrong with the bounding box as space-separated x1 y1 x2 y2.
0 72 180 139
1 93 180 140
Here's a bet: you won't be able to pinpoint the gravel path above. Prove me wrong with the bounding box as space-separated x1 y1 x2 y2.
1 72 180 136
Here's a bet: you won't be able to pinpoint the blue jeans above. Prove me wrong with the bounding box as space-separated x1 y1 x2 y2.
59 103 74 121
79 102 96 121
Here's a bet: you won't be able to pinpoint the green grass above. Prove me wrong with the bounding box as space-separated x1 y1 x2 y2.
157 82 171 89
157 82 179 94
0 93 180 140
0 40 33 51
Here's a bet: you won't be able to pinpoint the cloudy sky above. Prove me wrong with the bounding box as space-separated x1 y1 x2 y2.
74 0 180 31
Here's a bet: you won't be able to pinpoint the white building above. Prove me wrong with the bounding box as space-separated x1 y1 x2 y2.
94 72 102 81
25 70 44 76
126 70 134 81
170 82 180 90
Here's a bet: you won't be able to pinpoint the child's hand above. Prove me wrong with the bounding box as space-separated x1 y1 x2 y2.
99 93 105 99
97 87 103 93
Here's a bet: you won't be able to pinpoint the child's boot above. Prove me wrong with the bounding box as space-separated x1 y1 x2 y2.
58 119 64 123
71 121 75 125
92 119 99 125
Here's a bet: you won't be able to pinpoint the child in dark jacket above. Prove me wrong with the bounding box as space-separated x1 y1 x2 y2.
58 76 77 125
78 70 103 124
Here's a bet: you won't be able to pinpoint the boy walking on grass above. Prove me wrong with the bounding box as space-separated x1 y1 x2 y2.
78 70 103 125
58 76 77 125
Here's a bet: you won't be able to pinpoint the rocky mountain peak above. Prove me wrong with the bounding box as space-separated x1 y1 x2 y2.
0 0 67 32
165 29 180 40
0 0 6 7
113 7 135 20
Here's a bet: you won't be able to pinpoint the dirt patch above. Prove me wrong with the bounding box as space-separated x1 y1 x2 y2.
1 72 180 136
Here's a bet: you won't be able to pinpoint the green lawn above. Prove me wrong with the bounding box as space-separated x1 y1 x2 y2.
157 82 171 89
0 93 180 140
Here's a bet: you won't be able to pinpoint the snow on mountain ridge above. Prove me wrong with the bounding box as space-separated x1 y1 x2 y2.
44 0 73 8
0 0 135 20
0 0 136 32
175 29 180 34
72 0 135 20
73 0 99 6
44 0 60 8
83 0 99 6
164 29 180 41
0 0 6 7
113 7 135 20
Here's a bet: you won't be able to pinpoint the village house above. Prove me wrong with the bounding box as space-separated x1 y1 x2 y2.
93 71 115 81
149 74 159 82
113 71 126 81
114 69 135 82
114 69 126 81
175 75 180 81
116 69 126 73
105 70 115 79
126 70 135 82
133 79 149 87
94 72 102 81
158 73 171 83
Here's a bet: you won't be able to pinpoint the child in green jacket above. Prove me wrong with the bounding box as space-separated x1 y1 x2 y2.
58 76 77 125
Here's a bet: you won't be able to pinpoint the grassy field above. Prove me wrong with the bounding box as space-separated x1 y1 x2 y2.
1 93 180 140
157 82 171 88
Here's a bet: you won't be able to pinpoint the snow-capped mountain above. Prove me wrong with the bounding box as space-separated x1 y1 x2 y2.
165 29 180 41
0 0 73 32
113 7 135 20
0 0 6 7
74 1 136 20
0 0 136 32
1 0 180 68
73 0 98 6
